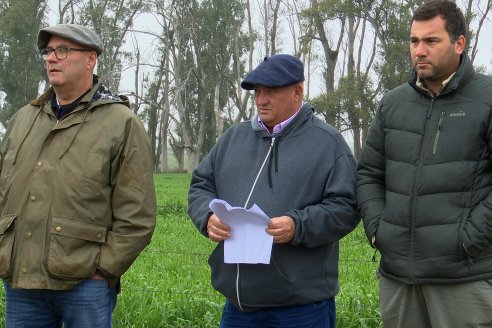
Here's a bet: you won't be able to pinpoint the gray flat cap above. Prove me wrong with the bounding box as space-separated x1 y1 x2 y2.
38 24 103 55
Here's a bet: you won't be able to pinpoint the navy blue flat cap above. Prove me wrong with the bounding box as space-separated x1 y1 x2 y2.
38 24 103 55
241 54 304 90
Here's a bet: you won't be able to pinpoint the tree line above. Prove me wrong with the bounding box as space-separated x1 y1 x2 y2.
0 0 490 172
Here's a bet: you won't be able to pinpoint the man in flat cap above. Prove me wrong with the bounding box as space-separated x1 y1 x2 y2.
0 24 156 327
188 54 359 327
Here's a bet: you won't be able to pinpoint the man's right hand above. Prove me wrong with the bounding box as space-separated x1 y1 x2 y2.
207 213 231 242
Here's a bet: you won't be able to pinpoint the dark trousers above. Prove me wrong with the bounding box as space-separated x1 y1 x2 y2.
219 298 336 328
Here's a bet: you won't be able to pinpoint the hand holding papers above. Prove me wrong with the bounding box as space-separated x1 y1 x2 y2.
209 199 273 264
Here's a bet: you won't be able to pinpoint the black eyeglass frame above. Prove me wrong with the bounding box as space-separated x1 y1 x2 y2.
40 47 93 60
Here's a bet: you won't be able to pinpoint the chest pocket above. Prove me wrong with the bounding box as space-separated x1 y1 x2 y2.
432 105 488 161
82 152 106 193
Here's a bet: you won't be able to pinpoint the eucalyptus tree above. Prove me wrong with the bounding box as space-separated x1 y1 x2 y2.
0 0 46 129
301 0 346 127
164 0 248 171
348 0 424 92
51 0 148 94
462 0 492 66
302 0 423 157
142 47 169 172
79 0 148 92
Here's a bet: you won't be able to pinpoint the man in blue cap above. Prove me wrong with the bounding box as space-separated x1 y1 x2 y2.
188 54 360 327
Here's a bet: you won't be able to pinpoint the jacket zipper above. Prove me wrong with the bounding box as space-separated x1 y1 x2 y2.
409 98 435 282
236 136 276 311
432 111 445 155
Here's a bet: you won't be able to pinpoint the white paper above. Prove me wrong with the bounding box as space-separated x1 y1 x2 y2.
209 199 273 264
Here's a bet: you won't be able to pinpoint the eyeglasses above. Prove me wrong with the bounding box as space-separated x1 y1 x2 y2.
40 47 92 60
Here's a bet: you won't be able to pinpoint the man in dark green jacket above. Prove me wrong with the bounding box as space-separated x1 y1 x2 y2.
0 24 156 327
357 1 492 327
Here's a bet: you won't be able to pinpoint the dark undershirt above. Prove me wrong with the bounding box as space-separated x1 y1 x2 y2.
50 78 97 120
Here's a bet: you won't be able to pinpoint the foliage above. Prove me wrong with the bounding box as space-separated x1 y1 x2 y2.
360 0 425 91
311 72 376 132
169 0 249 165
79 0 147 92
0 0 46 129
0 0 490 170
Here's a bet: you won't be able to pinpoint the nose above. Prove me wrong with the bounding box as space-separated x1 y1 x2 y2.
255 92 268 106
44 50 59 62
414 42 427 57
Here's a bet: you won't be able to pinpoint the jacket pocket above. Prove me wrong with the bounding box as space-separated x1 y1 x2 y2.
0 214 17 279
48 216 107 280
82 152 105 193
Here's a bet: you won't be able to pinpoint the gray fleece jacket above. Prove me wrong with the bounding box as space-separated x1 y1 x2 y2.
188 103 360 311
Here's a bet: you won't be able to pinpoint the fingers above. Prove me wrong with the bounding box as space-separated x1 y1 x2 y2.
266 216 295 244
207 214 295 244
207 213 231 242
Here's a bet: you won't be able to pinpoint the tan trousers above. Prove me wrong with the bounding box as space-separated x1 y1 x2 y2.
378 274 492 328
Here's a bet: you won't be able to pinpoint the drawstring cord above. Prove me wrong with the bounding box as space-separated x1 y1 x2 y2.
267 137 279 189
244 137 276 208
58 107 91 159
236 136 277 311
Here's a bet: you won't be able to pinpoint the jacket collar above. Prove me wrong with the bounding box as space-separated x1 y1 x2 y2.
409 53 475 97
30 75 129 110
251 102 314 137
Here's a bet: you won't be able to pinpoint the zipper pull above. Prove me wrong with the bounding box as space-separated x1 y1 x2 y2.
437 111 445 130
432 111 446 155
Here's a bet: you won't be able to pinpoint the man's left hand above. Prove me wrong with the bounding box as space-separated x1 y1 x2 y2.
266 216 295 244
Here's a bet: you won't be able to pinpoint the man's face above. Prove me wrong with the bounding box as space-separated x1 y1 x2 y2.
44 35 95 88
410 16 464 88
254 84 302 129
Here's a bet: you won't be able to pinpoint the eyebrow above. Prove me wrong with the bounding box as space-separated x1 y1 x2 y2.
410 35 441 41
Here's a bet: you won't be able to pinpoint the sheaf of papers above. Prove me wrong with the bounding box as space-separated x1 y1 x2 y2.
209 199 273 264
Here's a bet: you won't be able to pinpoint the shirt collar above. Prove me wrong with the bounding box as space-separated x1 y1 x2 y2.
416 72 456 97
258 103 303 135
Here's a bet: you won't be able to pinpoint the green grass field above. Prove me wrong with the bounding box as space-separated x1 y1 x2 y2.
0 173 382 327
114 173 382 327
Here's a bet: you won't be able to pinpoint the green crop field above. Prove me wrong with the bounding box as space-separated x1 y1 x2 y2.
0 173 382 327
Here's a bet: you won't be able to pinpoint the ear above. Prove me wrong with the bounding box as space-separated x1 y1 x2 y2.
86 51 98 70
293 83 304 102
455 35 466 55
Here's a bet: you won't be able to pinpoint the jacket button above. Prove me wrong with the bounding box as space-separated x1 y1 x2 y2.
55 226 62 232
26 232 32 238
97 233 103 239
30 195 36 202
37 161 43 167
21 268 27 274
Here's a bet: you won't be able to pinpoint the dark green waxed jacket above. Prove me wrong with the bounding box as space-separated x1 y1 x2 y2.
357 54 492 284
0 78 156 290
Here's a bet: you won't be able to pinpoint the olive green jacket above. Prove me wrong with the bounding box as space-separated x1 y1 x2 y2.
0 79 156 290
